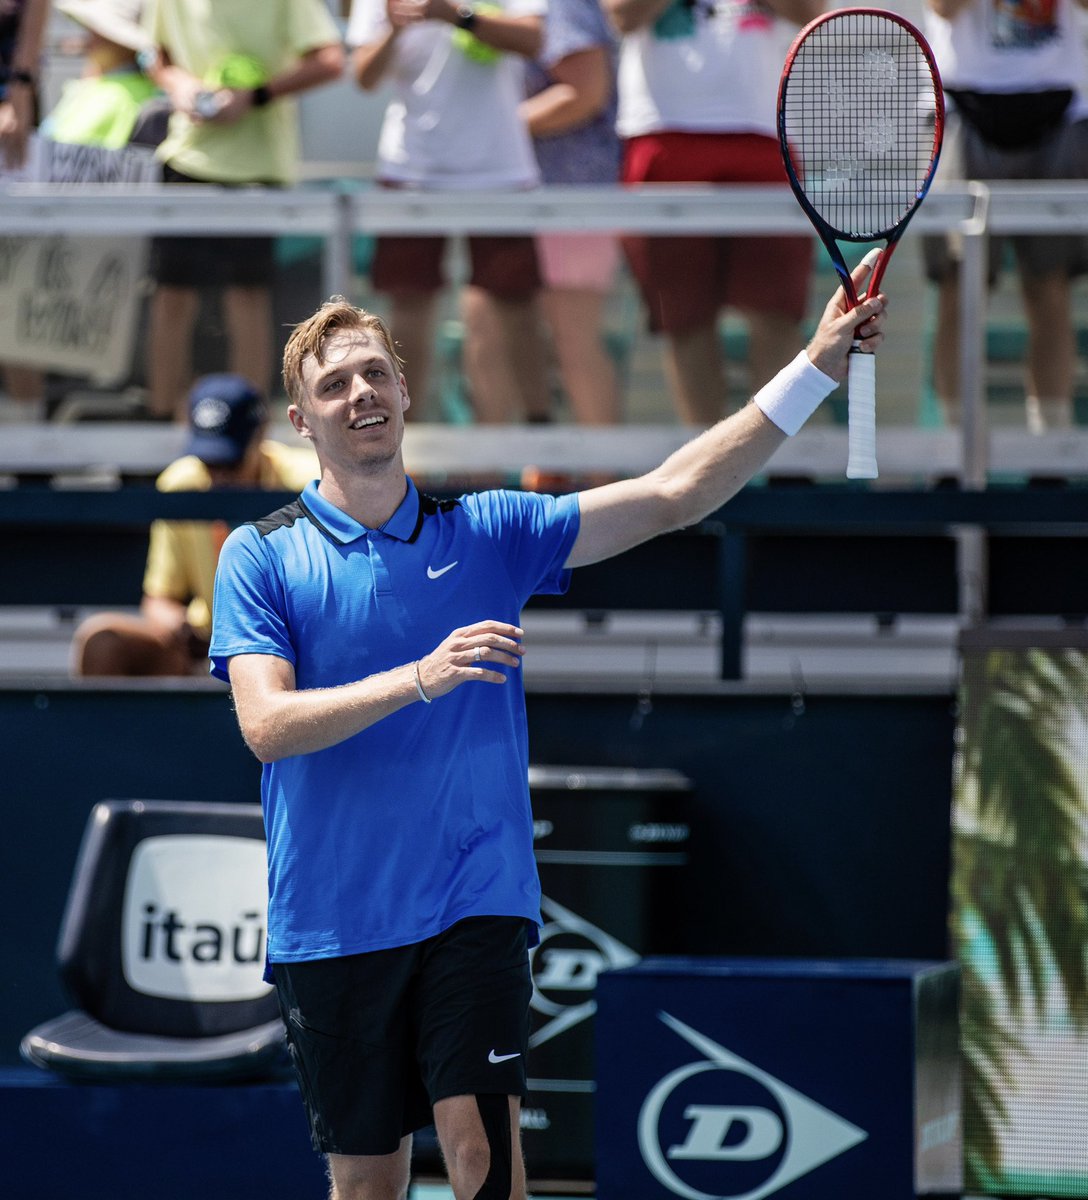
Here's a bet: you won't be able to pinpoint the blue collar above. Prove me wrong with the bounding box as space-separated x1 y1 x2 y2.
299 477 423 545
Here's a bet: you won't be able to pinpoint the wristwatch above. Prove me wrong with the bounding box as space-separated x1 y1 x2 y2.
251 84 272 108
455 5 477 29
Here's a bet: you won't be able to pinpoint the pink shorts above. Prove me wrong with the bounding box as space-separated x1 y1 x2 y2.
621 131 813 334
535 232 621 291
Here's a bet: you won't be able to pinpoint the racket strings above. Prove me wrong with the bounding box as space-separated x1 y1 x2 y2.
781 12 940 239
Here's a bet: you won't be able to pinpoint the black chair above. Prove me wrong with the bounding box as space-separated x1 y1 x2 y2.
21 799 286 1083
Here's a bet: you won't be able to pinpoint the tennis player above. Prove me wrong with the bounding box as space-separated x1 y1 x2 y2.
209 257 885 1200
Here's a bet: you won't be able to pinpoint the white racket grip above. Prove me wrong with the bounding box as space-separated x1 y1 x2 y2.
846 347 877 479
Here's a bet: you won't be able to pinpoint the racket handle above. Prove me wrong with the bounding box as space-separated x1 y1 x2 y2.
846 346 877 480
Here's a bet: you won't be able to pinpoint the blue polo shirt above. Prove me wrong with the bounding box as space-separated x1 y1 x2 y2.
210 478 581 965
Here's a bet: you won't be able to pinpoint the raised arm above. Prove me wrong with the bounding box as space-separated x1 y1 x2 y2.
565 258 886 568
227 620 526 762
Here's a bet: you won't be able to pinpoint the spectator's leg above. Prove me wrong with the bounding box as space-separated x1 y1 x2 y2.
71 613 193 677
743 308 805 396
541 287 620 425
461 286 551 424
662 322 728 427
224 284 274 399
0 363 45 418
1020 269 1074 432
387 289 438 419
930 274 962 427
147 284 200 421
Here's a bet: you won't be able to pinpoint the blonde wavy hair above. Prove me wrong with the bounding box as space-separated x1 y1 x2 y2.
282 296 404 408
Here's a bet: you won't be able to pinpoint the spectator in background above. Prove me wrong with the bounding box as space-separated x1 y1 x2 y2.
0 0 50 421
140 0 344 421
41 0 159 149
521 0 622 426
349 0 552 424
0 0 48 167
923 0 1088 433
71 373 316 677
603 0 822 426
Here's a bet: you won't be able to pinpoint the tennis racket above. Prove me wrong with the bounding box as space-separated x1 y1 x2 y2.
777 8 944 478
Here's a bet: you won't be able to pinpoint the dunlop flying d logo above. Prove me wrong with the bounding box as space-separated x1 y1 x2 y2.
637 1013 868 1200
529 895 639 1048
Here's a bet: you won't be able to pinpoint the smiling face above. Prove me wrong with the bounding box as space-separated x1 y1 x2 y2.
289 329 411 477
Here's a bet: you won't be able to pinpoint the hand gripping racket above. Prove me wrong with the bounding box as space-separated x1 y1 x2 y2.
777 8 944 478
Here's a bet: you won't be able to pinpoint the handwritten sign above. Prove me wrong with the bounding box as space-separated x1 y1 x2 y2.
0 235 146 382
0 136 159 382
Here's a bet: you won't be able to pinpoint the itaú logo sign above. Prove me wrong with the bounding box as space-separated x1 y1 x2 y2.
121 835 273 1001
638 1013 867 1200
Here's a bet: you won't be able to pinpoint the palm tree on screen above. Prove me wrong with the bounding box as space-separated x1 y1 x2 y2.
952 647 1088 1189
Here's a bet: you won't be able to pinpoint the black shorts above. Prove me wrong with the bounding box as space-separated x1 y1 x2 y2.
272 916 532 1157
150 165 275 288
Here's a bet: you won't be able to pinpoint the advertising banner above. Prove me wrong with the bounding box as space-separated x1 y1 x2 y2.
595 958 961 1200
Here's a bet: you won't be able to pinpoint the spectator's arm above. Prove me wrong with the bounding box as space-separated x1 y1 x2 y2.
258 42 346 100
602 0 675 37
443 7 543 59
145 49 205 115
140 594 192 638
212 42 345 123
353 27 402 90
519 46 612 136
389 0 543 58
0 0 50 169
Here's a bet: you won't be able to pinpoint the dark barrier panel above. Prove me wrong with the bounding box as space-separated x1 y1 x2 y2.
526 690 957 960
1 683 956 1077
523 765 694 1180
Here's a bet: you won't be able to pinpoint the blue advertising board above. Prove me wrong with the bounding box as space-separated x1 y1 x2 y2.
595 958 961 1200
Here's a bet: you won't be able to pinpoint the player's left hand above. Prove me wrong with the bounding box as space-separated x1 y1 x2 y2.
806 253 887 382
417 619 526 699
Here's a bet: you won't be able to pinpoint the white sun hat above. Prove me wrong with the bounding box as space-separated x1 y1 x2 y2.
55 0 152 54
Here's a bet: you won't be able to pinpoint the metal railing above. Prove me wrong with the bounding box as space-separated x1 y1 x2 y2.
3 179 1088 485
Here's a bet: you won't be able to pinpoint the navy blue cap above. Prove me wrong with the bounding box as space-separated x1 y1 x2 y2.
184 374 267 465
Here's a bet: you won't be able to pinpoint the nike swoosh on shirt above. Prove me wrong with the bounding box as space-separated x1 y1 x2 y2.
488 1050 521 1064
427 561 458 579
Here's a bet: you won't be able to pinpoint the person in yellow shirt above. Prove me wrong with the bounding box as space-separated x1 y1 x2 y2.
139 0 344 420
42 0 161 150
71 373 316 676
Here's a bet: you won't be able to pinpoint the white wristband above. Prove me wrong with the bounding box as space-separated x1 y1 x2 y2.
752 351 838 437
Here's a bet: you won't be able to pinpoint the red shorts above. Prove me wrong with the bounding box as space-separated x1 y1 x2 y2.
621 131 813 333
372 233 541 301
